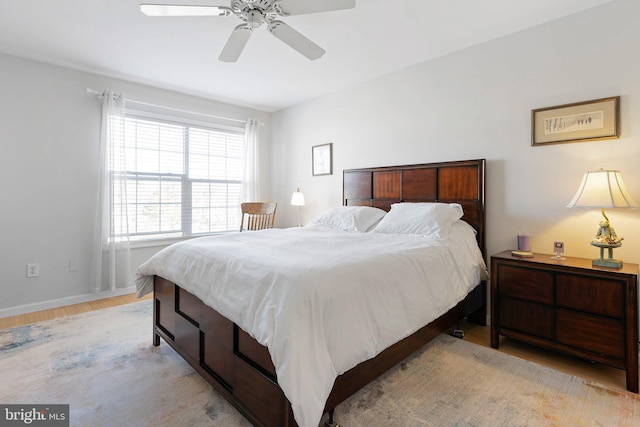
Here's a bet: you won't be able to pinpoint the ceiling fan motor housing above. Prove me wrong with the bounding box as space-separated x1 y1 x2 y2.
231 0 275 13
231 0 281 27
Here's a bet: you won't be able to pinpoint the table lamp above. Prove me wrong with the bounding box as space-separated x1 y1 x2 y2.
566 169 639 268
290 188 305 227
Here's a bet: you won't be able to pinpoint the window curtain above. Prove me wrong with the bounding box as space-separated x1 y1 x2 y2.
91 90 132 293
241 118 260 202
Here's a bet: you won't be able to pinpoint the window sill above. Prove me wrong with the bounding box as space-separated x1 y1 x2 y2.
128 232 231 249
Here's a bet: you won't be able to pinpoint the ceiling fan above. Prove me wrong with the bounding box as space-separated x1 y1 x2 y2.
140 0 356 62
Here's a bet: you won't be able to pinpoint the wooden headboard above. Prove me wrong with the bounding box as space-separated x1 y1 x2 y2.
343 159 486 258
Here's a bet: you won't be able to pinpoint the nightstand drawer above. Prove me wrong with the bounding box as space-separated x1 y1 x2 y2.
499 297 553 339
556 274 624 319
497 264 553 304
555 309 625 360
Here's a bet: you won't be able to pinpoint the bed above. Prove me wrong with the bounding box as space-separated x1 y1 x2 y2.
136 159 487 427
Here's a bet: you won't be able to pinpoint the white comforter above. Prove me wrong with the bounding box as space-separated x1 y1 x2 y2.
136 221 487 427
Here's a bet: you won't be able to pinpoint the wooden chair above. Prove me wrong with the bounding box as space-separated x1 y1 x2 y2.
239 202 277 231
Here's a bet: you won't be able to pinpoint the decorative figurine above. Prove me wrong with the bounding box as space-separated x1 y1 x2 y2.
591 218 622 245
590 212 623 268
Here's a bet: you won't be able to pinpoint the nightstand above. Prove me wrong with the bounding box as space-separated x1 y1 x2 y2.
490 250 639 393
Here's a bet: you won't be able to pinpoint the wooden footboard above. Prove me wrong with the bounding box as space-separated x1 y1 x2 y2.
152 275 486 427
153 276 295 427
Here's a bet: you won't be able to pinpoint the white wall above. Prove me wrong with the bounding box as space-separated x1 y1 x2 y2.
0 54 271 314
271 0 640 269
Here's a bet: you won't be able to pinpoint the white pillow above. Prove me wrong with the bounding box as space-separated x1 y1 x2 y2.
373 202 463 237
309 206 387 233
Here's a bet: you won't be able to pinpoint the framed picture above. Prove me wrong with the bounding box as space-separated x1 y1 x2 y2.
312 143 333 176
532 96 620 146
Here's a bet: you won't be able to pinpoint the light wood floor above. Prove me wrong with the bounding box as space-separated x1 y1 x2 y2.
0 293 152 330
0 297 628 393
459 319 628 393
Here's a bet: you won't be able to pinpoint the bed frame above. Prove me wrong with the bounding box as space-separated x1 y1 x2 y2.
151 158 487 427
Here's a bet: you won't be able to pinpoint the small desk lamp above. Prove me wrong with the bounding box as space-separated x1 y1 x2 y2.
567 169 639 268
290 188 305 227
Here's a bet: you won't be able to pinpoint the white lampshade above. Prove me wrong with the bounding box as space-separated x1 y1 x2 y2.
567 169 639 208
291 188 305 206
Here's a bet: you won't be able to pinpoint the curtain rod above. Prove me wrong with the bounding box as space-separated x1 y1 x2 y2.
86 88 255 125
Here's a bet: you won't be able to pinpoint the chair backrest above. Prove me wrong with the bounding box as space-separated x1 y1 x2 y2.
240 202 277 231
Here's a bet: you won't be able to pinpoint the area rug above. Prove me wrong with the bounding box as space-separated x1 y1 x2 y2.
1 301 638 427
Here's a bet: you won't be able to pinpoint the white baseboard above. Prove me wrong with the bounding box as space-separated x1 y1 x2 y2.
0 286 137 319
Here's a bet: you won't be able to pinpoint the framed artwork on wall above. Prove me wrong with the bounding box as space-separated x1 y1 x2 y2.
312 143 333 176
532 96 620 146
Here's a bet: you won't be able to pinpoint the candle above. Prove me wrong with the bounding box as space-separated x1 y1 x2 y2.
517 235 531 252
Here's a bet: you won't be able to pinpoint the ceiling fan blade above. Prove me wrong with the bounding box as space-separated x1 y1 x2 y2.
276 0 355 16
140 4 231 16
219 25 253 62
268 21 325 60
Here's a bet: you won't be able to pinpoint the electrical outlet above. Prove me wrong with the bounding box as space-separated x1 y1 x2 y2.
69 259 78 272
27 263 40 278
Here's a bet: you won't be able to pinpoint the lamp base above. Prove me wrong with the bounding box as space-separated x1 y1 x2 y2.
592 257 623 269
591 241 623 269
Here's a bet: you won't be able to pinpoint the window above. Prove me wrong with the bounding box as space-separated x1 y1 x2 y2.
114 114 244 241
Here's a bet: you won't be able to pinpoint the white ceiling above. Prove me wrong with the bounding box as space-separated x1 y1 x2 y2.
0 0 613 112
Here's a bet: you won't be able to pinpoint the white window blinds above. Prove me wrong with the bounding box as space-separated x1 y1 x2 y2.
116 114 244 241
